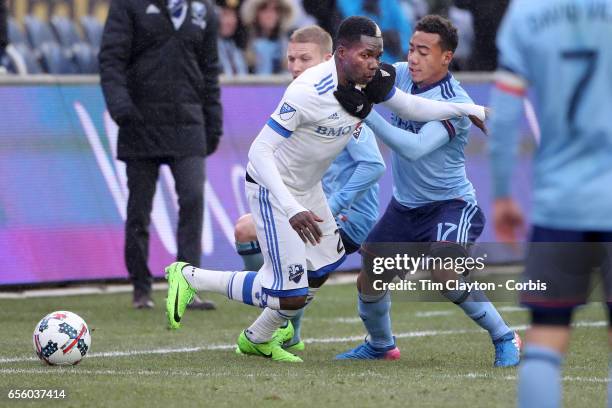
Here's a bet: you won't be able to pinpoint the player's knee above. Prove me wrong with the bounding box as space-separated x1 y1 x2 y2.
308 274 329 289
428 241 470 280
234 214 256 243
531 307 573 326
279 295 308 310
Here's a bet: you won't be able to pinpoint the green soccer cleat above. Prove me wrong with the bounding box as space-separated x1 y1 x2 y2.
165 261 196 330
235 331 303 363
274 321 295 345
283 340 305 353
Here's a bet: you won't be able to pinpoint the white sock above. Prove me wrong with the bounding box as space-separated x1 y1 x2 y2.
245 308 299 343
181 265 232 293
182 266 280 309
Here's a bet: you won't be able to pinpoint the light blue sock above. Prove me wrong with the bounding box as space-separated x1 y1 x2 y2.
288 308 305 345
518 344 563 408
444 288 511 341
235 241 264 271
358 291 394 349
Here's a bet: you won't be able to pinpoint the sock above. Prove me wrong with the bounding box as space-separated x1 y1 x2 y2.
518 344 563 408
358 291 394 349
235 241 264 271
181 266 278 309
287 286 319 345
444 286 511 341
246 308 300 343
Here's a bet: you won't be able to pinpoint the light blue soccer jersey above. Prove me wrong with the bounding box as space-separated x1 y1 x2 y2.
322 125 384 245
390 62 476 208
493 0 612 230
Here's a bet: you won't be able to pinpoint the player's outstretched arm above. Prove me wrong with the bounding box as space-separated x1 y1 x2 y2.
381 87 487 124
365 110 451 161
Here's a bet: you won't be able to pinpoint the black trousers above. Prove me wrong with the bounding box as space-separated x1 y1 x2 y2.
124 157 205 295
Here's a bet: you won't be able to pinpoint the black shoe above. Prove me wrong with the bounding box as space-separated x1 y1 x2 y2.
186 293 216 310
133 291 155 309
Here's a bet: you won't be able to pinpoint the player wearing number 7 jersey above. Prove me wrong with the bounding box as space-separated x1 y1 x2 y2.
489 0 612 406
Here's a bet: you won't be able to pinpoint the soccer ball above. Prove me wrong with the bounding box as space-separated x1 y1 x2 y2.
32 311 91 365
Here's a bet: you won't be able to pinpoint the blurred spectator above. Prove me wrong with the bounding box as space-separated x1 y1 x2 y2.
217 1 248 75
99 0 222 309
240 0 295 74
216 0 249 50
454 0 510 71
302 0 340 38
415 0 473 70
287 0 315 29
336 0 412 63
0 0 7 67
400 0 429 24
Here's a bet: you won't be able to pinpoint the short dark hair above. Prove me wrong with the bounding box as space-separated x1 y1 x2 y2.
415 15 458 52
336 16 381 48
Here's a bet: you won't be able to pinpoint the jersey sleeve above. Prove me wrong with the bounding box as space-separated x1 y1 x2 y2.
267 83 316 137
496 2 529 79
345 125 385 164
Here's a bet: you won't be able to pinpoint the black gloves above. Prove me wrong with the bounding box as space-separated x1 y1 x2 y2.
334 84 373 119
334 63 396 119
364 63 396 104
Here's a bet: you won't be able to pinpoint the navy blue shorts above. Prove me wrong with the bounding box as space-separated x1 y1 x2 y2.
522 226 612 312
364 198 485 245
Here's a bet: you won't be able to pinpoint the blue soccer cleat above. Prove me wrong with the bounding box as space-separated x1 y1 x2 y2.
493 331 521 367
335 339 401 360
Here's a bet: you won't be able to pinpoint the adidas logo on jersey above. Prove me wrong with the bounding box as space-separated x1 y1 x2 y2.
328 112 339 120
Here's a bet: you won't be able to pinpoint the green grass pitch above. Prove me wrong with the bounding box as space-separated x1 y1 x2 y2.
0 282 609 407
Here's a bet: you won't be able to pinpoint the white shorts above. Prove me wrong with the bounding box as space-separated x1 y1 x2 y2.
246 179 346 297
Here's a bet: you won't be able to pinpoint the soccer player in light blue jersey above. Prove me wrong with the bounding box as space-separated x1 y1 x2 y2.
489 0 612 406
337 15 521 366
233 25 386 351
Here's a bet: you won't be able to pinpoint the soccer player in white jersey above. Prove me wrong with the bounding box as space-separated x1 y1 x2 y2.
165 16 488 362
233 25 385 353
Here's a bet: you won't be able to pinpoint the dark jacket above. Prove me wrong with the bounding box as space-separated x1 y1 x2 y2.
454 0 510 71
99 0 222 160
0 0 8 52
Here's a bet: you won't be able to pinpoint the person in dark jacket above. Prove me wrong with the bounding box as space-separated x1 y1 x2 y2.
0 0 8 62
99 0 222 309
454 0 510 71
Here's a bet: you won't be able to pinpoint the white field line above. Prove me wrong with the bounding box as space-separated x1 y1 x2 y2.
0 320 606 365
0 274 359 299
0 367 606 384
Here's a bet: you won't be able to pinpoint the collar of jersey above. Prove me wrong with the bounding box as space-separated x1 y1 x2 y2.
411 72 452 95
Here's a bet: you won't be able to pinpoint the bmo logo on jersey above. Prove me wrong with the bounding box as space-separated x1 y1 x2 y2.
314 124 356 138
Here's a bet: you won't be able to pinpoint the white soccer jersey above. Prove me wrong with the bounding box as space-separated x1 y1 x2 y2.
246 58 363 195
